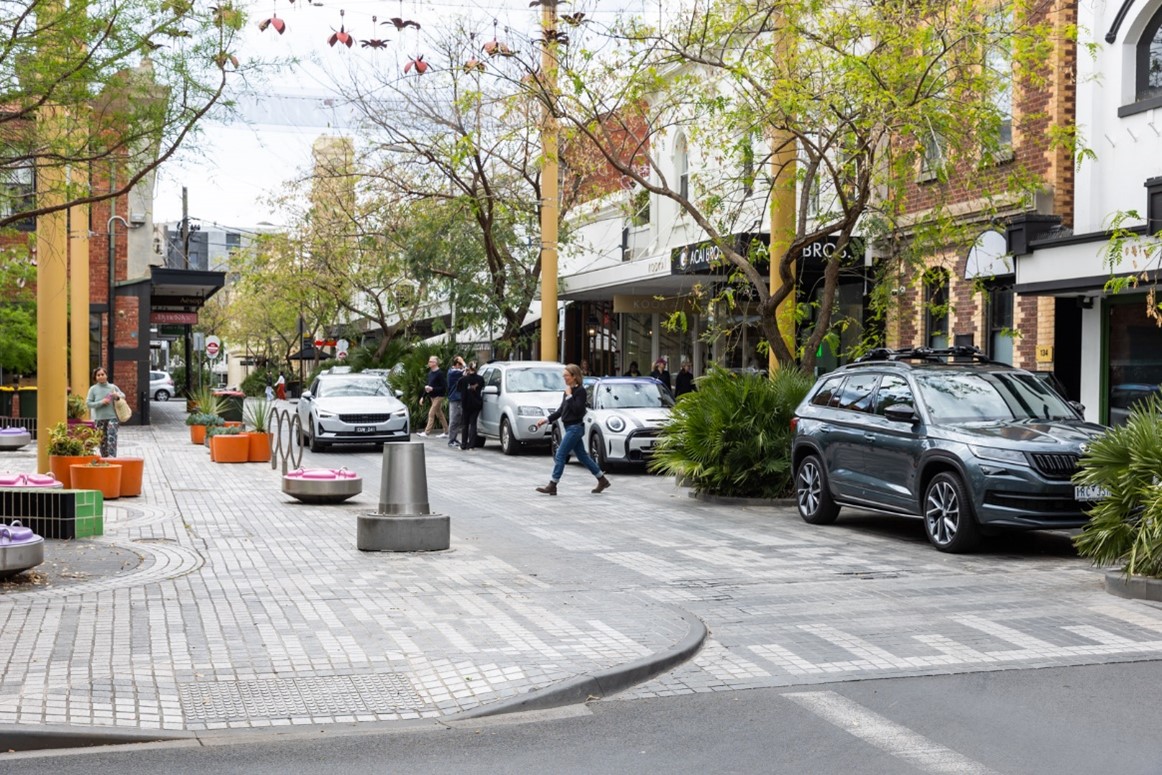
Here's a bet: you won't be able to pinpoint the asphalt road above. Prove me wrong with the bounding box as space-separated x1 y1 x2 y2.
7 661 1160 774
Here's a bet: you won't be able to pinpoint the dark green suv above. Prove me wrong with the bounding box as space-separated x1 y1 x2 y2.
791 347 1106 552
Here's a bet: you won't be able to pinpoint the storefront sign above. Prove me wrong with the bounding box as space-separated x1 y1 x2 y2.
671 233 767 275
798 236 863 265
612 294 701 315
151 311 198 324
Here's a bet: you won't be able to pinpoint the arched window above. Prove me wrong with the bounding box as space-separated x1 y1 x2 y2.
675 133 689 200
1138 6 1162 101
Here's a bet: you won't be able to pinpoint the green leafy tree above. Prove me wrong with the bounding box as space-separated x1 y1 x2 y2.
1 0 258 229
0 247 36 374
519 0 1063 371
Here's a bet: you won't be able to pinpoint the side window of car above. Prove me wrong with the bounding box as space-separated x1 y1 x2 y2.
484 368 501 390
835 373 879 412
874 374 915 415
811 377 845 407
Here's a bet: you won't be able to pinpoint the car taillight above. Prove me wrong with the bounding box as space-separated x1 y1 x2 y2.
790 417 798 432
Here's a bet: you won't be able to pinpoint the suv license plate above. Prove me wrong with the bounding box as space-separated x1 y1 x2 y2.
1074 485 1110 501
354 426 375 434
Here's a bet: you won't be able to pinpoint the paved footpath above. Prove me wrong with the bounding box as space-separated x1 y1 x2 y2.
2 400 1162 742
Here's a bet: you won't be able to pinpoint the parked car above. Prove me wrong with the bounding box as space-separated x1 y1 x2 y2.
297 370 410 452
791 346 1107 553
477 361 566 455
149 370 175 401
551 376 673 468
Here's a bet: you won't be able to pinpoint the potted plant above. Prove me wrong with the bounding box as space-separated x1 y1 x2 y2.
66 393 91 425
70 458 122 499
47 421 103 486
1074 395 1162 596
186 411 224 445
209 424 249 463
243 396 273 463
187 384 225 417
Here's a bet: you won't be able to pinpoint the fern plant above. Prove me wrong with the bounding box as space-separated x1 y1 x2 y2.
1073 394 1162 577
648 366 813 498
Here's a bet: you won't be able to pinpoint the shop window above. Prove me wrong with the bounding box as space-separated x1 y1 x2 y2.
1107 299 1162 425
987 284 1014 365
923 268 949 349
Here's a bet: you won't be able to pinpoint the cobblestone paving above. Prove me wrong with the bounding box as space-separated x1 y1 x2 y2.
2 400 1161 734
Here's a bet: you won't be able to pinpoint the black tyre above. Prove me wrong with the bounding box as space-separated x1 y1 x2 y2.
550 425 561 458
154 389 170 402
309 422 327 453
589 430 607 470
923 471 980 553
499 418 518 456
796 455 839 525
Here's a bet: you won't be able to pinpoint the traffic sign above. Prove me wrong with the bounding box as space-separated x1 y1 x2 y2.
205 335 222 359
336 338 349 359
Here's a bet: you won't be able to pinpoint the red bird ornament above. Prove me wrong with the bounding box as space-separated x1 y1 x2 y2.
404 54 429 74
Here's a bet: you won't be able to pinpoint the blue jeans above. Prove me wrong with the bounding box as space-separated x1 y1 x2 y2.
551 423 603 482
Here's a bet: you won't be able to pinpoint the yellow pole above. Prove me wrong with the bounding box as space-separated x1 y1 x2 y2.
36 108 71 473
769 134 796 373
69 180 91 398
538 0 560 362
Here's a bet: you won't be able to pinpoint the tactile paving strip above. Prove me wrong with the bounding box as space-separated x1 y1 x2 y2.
179 673 427 722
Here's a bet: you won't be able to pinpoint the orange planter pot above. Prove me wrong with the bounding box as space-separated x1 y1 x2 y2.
103 457 143 497
49 454 99 487
190 424 208 445
71 463 122 499
248 432 272 463
211 434 250 463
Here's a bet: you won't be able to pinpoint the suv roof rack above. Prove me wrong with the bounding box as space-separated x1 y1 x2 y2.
854 346 999 365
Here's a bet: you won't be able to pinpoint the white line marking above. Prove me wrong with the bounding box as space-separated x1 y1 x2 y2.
784 690 1001 775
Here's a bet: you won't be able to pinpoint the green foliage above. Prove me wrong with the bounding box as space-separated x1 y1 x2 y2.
240 368 279 397
47 422 103 456
1074 396 1162 577
185 411 224 427
394 346 469 423
186 385 224 418
206 423 242 437
66 393 89 420
243 396 272 433
0 247 36 374
648 367 814 498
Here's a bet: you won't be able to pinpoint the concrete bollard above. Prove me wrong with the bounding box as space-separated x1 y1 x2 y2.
357 441 449 552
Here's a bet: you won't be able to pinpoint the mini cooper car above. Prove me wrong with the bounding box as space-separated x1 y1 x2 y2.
297 371 409 451
570 376 673 468
791 347 1106 553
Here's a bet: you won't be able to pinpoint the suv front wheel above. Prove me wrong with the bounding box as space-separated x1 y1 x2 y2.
923 472 980 553
796 455 839 525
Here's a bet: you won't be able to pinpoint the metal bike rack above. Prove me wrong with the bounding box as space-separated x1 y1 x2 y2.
270 407 303 474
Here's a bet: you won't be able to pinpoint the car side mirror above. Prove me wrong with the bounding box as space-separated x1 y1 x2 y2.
393 389 403 398
883 404 917 423
301 390 312 400
1069 400 1085 414
482 385 499 395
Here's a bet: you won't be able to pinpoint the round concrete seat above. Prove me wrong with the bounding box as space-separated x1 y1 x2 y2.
282 467 362 504
0 521 44 579
0 428 31 451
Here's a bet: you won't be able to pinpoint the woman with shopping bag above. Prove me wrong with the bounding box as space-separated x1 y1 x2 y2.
86 367 125 457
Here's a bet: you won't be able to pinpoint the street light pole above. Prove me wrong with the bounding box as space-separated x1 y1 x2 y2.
539 0 560 362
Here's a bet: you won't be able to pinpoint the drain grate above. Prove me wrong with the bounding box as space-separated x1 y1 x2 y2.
180 673 427 722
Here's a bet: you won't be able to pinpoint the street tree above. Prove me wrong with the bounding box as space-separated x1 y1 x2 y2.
0 246 36 375
521 0 1064 371
0 0 259 230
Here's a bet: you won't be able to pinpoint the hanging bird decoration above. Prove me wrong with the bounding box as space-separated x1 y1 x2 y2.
541 28 569 46
483 19 515 57
328 9 354 47
404 54 429 74
389 0 420 30
560 12 585 25
258 14 286 33
463 32 485 72
360 16 389 47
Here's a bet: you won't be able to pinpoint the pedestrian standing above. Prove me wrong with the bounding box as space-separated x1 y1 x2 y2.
674 360 696 397
264 382 275 402
446 356 465 447
418 355 448 437
86 367 124 457
275 373 287 401
649 358 672 394
533 363 611 496
458 361 485 451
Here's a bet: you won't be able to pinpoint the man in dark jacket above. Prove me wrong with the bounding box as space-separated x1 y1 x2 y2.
650 358 672 394
419 355 448 437
458 361 486 451
446 356 465 447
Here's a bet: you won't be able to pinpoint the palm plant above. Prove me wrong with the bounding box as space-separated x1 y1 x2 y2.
1074 395 1162 577
187 384 225 418
648 366 814 498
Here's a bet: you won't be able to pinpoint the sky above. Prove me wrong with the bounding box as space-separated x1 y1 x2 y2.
153 0 661 230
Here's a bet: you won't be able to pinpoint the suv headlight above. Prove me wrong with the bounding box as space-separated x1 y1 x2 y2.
516 405 545 417
605 415 626 433
315 409 337 419
967 445 1027 466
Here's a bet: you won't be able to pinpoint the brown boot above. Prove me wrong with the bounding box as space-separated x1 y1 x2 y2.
536 481 558 496
591 475 611 494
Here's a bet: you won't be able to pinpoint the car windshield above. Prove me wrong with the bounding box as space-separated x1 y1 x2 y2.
597 382 674 409
915 371 1077 422
317 379 391 399
506 368 565 393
